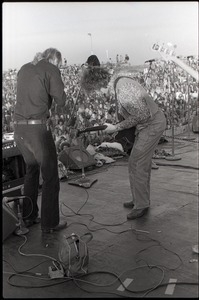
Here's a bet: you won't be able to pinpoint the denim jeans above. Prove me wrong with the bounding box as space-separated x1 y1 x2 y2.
128 110 167 209
14 124 60 229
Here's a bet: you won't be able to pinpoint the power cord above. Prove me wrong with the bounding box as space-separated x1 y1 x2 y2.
3 224 198 295
3 170 198 296
4 262 198 296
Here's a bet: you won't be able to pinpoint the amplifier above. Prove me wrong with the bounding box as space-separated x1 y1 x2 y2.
2 138 26 197
2 178 24 196
3 139 21 158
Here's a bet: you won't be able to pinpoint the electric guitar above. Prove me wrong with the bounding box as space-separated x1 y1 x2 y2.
151 42 198 82
77 124 136 154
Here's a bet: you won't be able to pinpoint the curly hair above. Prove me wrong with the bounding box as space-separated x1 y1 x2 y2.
86 55 100 67
80 66 111 93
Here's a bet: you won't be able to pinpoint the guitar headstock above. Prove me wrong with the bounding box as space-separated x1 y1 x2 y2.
151 42 198 82
152 42 177 62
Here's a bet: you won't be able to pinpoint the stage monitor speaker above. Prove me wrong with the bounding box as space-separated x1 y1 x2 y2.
192 115 199 133
58 145 96 170
2 202 18 242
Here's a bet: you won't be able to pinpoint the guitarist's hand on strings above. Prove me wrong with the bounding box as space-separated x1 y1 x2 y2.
102 123 118 134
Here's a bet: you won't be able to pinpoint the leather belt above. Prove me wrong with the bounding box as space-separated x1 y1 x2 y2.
14 120 47 125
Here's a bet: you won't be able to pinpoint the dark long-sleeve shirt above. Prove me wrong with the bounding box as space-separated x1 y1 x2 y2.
14 59 66 121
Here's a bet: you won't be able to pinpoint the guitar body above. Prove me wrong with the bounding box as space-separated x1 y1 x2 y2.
114 126 136 154
77 124 136 154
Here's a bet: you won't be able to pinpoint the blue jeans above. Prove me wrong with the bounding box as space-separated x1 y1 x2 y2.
14 124 60 229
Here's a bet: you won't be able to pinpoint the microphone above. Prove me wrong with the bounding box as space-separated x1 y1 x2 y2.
3 196 26 203
145 59 155 63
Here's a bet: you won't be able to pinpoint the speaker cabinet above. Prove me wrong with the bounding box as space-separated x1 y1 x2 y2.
58 145 96 170
2 203 18 242
3 139 26 197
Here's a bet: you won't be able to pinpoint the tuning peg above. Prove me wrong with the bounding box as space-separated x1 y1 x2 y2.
159 45 165 52
152 43 160 51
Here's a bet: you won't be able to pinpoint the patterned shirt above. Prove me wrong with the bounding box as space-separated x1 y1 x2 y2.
108 68 158 131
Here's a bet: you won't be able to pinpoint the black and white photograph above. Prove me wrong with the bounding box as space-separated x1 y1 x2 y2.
2 1 199 298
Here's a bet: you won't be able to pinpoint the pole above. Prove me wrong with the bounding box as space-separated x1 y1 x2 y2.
106 50 109 62
182 74 195 140
165 62 181 161
88 33 93 55
78 135 85 178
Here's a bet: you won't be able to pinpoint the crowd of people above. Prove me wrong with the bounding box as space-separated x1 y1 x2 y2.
144 57 198 128
3 56 199 146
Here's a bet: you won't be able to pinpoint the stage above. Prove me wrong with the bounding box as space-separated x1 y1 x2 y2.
2 131 199 298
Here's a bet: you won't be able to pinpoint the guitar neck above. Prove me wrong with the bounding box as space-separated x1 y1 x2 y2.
172 56 198 82
77 125 107 136
152 43 198 82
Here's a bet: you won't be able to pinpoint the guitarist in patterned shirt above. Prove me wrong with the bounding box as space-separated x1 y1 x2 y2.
80 60 166 220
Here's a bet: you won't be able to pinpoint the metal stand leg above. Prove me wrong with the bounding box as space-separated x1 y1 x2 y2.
165 68 181 161
68 134 97 188
181 74 196 141
15 199 29 235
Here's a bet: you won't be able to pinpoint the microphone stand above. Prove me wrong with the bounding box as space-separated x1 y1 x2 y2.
144 60 153 94
68 133 98 188
165 62 181 161
67 125 107 188
181 73 196 141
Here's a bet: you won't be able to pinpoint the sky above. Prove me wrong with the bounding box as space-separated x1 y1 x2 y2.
2 1 198 71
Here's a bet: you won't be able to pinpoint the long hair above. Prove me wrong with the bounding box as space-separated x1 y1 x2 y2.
31 52 43 65
80 54 111 93
80 66 111 93
42 48 62 66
